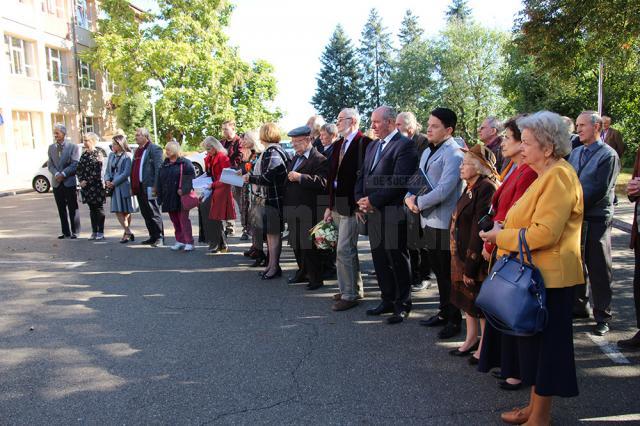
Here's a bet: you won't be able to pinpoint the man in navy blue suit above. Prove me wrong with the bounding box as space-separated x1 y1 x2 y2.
355 106 418 324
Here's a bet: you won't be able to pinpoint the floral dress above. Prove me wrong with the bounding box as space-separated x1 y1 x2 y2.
77 150 105 205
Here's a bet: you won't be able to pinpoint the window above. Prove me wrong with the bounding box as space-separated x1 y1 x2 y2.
4 35 36 78
12 111 36 150
78 60 96 89
43 0 65 18
83 116 96 134
46 47 68 84
76 0 92 30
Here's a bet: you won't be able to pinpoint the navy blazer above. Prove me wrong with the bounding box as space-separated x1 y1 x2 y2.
355 131 418 210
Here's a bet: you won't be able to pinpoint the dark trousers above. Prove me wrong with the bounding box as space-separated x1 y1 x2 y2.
293 246 324 285
88 203 105 234
575 221 613 322
136 189 164 240
53 185 79 236
424 225 462 326
634 238 640 329
368 208 412 313
410 248 432 283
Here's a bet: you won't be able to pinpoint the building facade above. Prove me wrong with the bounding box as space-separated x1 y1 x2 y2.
0 0 118 191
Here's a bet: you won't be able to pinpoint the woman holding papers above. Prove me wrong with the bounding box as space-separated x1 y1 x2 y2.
199 136 235 253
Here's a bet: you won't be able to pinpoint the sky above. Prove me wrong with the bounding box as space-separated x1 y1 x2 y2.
133 0 523 130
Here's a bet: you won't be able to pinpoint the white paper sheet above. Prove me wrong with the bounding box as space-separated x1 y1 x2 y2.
220 168 244 187
192 175 213 190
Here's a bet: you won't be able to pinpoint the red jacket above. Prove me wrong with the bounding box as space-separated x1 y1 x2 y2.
206 152 236 221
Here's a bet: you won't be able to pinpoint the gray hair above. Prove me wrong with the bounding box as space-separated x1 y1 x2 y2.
561 116 575 133
243 130 264 154
397 111 422 133
340 108 360 125
517 111 571 159
485 116 504 133
376 105 397 122
54 123 67 135
579 110 603 128
202 136 228 156
320 123 338 137
165 140 183 157
136 127 152 144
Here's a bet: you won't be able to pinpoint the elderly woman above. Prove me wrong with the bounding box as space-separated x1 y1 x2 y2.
480 111 583 425
478 116 538 391
104 134 137 243
239 131 264 242
157 141 196 251
243 122 290 279
198 136 235 253
319 123 339 161
77 132 106 240
448 145 498 364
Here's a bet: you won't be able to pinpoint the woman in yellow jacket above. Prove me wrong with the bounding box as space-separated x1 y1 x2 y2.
481 111 584 425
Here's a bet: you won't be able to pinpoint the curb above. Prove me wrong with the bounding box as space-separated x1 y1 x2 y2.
0 188 35 198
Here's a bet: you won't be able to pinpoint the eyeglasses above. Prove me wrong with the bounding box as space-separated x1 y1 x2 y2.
336 117 352 123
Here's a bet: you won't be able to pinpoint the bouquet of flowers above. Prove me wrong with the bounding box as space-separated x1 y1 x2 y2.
309 220 338 251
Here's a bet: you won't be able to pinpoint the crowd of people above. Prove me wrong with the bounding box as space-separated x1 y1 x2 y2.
47 105 639 424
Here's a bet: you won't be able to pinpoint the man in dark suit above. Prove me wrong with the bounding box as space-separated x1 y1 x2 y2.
319 123 339 162
325 108 372 311
355 106 418 324
48 124 81 239
396 111 433 292
132 127 164 246
284 125 329 290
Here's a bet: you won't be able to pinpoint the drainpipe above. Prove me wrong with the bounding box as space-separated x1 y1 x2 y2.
70 0 84 142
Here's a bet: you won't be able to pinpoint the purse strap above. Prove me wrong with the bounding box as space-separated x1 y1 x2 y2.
179 163 183 191
518 228 534 266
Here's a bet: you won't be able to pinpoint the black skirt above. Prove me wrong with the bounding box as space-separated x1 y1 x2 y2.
481 286 578 397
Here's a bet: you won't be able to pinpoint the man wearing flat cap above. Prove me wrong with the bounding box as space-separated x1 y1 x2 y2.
405 107 464 339
283 125 329 290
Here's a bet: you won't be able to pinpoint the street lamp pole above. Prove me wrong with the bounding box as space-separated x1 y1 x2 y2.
151 100 158 145
147 78 161 145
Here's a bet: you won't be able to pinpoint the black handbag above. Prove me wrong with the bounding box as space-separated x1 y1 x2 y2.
475 228 548 336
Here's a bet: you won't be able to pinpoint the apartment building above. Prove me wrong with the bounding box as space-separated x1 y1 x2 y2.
0 0 119 191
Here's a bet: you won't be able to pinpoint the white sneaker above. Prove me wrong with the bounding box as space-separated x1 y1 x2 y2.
88 233 96 240
184 244 194 252
170 242 185 251
95 233 105 240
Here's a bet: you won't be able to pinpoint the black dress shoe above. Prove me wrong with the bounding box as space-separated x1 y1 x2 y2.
420 314 447 327
438 323 461 339
141 238 155 245
57 234 69 239
261 266 282 280
306 282 324 291
593 322 610 336
288 273 308 284
618 331 640 349
449 340 479 357
499 380 523 391
70 234 77 239
366 302 394 316
387 311 408 324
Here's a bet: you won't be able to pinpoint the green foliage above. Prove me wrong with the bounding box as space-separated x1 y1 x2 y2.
115 92 152 140
398 10 424 48
311 25 365 122
87 0 280 148
445 0 472 23
358 8 395 123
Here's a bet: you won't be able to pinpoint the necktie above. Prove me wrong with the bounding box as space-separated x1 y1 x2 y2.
56 143 63 162
339 139 348 166
370 139 386 171
579 147 591 170
292 155 304 171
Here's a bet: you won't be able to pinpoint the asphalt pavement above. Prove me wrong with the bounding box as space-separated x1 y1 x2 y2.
0 193 639 425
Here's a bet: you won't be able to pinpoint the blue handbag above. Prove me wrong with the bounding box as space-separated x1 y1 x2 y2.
475 229 548 336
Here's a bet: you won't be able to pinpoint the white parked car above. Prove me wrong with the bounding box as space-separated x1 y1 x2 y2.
186 151 206 177
32 141 138 193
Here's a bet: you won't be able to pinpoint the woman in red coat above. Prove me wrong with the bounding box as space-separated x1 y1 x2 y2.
198 136 236 253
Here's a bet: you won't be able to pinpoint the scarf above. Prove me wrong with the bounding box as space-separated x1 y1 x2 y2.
131 142 149 196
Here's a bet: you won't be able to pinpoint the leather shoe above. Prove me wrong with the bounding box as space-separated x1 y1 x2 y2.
366 302 394 316
618 331 640 349
306 282 324 291
420 314 447 327
500 407 529 425
499 380 523 391
387 311 408 324
141 238 155 245
57 234 69 239
593 322 610 336
332 299 358 311
448 340 479 357
287 273 308 284
332 293 342 301
438 323 461 339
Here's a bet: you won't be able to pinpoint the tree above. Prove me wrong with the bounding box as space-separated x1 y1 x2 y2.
386 40 437 126
311 25 365 122
445 0 472 23
398 9 424 48
116 93 152 139
358 8 395 122
433 20 509 143
87 0 281 147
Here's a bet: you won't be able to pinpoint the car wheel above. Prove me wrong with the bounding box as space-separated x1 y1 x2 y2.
33 176 51 193
193 162 203 177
